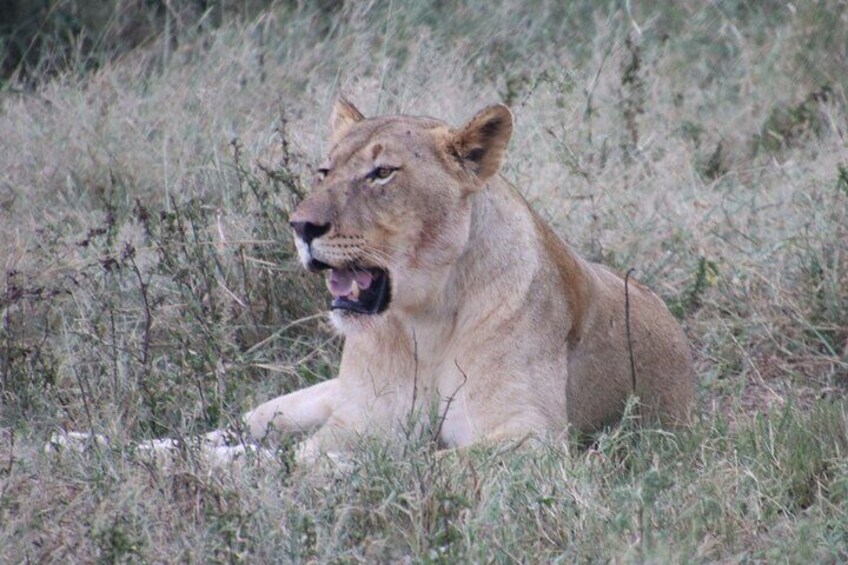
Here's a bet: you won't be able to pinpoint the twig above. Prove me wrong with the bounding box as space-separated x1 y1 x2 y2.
126 253 152 372
238 245 260 331
193 370 209 426
410 328 419 415
4 429 13 475
402 328 420 454
72 364 96 436
432 361 469 445
242 312 325 356
624 268 637 396
583 24 615 147
123 246 160 421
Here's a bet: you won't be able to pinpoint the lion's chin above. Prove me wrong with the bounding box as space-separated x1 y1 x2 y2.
329 308 384 334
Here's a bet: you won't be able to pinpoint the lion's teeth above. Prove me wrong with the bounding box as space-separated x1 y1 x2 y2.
350 281 360 300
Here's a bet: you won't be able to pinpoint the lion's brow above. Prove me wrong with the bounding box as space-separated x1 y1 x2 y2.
329 116 443 161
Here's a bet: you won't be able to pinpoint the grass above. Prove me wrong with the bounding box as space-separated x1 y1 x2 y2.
1 0 847 561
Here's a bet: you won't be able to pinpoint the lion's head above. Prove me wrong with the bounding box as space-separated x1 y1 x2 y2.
289 100 513 331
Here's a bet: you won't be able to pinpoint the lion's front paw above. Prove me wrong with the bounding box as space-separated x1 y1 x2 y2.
44 430 109 454
202 427 242 448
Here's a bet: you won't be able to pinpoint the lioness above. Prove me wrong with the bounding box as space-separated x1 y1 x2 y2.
242 100 695 460
49 101 695 463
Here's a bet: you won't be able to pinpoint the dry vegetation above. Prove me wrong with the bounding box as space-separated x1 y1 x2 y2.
1 0 847 561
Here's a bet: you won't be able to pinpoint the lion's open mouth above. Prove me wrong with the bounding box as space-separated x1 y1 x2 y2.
324 266 391 315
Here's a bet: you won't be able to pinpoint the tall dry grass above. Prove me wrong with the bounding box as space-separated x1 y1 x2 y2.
1 1 847 561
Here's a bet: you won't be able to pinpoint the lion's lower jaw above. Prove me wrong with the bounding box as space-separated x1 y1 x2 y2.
328 275 454 334
329 308 385 334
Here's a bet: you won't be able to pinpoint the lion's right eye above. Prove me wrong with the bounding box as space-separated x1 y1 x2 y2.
316 168 330 180
366 166 399 185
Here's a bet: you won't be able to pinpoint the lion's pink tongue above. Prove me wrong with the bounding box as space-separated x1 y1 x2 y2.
327 268 374 299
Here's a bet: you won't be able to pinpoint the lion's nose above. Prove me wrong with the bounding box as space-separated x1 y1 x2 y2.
290 220 331 244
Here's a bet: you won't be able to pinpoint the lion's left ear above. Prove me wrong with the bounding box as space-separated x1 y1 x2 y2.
452 104 514 181
330 97 365 143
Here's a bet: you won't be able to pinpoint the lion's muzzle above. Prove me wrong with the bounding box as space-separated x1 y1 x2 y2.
290 220 392 316
291 219 333 272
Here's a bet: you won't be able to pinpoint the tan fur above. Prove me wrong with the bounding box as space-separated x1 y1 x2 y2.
245 101 695 460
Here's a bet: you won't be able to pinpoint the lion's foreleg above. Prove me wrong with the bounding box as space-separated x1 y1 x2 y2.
44 430 274 467
242 378 339 441
46 379 340 466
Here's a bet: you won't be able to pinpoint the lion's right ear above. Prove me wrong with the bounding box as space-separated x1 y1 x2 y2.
451 104 514 182
330 98 365 143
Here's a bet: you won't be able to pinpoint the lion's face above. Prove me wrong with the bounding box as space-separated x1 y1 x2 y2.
290 100 513 331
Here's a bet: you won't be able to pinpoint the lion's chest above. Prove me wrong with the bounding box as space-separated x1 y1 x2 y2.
338 347 476 447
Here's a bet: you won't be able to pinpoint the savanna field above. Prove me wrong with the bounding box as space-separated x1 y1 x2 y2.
1 1 847 561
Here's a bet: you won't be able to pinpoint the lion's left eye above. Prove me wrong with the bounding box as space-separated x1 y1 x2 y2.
366 166 399 184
